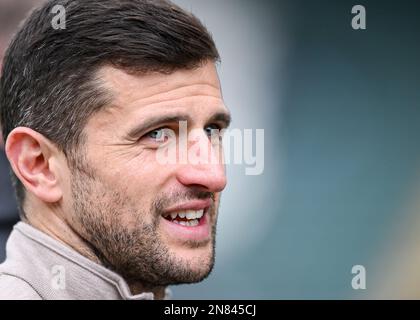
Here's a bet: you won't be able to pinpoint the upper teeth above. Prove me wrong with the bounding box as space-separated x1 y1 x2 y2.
166 209 204 220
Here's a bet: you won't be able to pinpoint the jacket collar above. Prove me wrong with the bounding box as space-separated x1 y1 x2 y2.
1 222 171 300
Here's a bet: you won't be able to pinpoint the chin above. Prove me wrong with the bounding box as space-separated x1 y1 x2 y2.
169 244 215 283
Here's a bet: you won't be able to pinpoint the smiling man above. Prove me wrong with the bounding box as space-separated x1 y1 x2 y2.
0 0 230 300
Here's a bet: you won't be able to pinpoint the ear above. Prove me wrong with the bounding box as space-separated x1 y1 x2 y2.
5 127 63 203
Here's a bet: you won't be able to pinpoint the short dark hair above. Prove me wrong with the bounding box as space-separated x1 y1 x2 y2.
0 0 220 216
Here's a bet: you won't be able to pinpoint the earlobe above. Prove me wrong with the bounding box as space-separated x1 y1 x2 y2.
5 127 63 203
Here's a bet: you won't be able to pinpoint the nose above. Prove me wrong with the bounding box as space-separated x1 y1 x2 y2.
175 133 227 193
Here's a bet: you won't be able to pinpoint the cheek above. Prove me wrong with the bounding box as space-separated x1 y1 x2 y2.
124 151 176 188
105 160 170 210
87 148 175 210
107 149 170 180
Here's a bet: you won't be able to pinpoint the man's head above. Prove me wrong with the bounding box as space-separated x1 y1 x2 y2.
0 0 230 287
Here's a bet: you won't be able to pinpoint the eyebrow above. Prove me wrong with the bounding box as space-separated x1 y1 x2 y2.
208 112 232 129
126 111 232 140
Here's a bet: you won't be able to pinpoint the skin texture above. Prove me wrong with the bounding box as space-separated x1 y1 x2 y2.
5 61 231 299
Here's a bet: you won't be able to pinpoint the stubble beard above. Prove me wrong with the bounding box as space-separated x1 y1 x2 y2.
69 162 218 288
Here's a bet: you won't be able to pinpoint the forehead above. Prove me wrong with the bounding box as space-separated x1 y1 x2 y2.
96 61 223 110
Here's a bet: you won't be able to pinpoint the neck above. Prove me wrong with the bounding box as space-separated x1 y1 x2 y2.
25 205 166 299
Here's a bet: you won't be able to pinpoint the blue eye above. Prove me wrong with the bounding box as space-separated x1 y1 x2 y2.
147 128 170 142
205 124 222 138
148 129 162 139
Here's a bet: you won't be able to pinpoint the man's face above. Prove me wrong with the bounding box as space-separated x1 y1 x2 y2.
64 61 230 286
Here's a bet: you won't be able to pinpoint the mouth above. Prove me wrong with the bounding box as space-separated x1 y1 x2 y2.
162 209 206 227
160 200 212 242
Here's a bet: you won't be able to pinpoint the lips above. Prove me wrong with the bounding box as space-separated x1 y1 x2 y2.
160 199 212 242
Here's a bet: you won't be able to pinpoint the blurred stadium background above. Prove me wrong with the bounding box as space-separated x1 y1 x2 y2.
1 0 420 299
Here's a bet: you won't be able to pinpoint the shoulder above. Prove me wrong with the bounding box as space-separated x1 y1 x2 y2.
0 274 42 300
